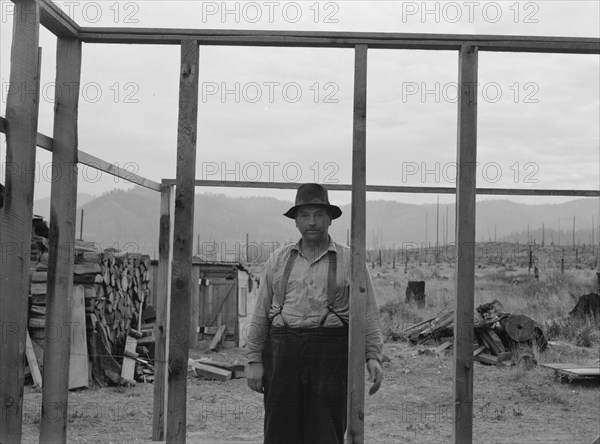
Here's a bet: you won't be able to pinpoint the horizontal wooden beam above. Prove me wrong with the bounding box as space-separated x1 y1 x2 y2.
0 117 161 192
76 28 600 53
159 179 600 197
77 151 161 192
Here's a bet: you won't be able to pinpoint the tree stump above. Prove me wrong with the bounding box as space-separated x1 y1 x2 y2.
500 314 548 368
406 281 426 307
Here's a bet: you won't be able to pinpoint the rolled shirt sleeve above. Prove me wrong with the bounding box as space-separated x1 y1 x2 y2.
246 255 275 364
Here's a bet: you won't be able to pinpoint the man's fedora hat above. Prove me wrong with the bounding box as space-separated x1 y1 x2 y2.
284 183 342 219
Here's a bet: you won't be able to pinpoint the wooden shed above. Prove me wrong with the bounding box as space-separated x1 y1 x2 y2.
150 259 258 349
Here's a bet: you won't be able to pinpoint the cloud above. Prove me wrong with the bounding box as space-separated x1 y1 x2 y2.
0 1 597 205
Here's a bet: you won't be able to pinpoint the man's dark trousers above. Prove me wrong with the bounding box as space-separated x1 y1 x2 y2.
262 326 349 444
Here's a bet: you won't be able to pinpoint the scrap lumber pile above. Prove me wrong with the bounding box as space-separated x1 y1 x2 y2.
27 245 154 387
403 300 547 368
404 305 454 344
475 300 548 368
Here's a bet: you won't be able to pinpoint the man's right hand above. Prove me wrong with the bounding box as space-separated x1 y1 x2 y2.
247 362 264 393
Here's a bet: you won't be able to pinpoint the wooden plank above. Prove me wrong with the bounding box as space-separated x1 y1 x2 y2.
195 358 245 376
435 341 453 354
121 335 138 381
453 45 478 444
0 2 40 441
474 353 498 365
152 183 174 442
209 325 228 352
203 326 219 335
68 286 88 390
347 44 368 444
191 362 232 381
37 0 80 38
541 363 600 376
166 39 200 444
39 36 82 444
78 150 161 192
478 329 504 355
73 263 101 274
28 318 46 329
188 265 200 350
225 281 238 346
76 28 600 54
172 177 600 198
473 346 486 357
25 331 43 389
30 283 47 295
207 277 236 285
496 352 513 363
30 305 46 316
31 271 48 282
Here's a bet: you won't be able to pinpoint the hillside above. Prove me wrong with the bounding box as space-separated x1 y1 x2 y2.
32 187 600 259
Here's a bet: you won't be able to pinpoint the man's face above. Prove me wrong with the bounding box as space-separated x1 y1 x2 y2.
295 205 332 244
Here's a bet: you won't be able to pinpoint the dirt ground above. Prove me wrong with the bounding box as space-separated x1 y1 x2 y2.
20 340 599 444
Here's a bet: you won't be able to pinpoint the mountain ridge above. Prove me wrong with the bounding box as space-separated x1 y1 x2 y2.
32 187 600 259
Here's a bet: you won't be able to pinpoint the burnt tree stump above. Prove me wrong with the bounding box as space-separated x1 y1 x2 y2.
406 281 426 307
569 293 600 319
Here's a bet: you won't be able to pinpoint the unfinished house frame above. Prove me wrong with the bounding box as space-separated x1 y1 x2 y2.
1 1 598 443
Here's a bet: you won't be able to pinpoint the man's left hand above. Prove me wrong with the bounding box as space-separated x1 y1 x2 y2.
366 359 383 395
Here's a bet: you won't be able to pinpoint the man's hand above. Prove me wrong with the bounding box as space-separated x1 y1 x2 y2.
366 359 383 395
247 362 264 393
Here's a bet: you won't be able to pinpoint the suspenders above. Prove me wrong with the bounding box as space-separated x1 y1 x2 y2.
269 248 347 327
269 249 299 326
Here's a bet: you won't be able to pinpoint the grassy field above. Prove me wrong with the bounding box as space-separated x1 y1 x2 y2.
19 246 600 443
372 247 600 353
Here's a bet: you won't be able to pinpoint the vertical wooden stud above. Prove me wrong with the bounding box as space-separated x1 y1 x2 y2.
166 39 200 443
453 45 478 444
152 182 174 441
0 2 40 441
39 36 82 444
347 44 368 444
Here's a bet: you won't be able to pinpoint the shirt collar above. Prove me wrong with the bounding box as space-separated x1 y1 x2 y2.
292 236 337 259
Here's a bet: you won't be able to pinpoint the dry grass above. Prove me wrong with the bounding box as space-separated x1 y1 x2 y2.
371 257 600 354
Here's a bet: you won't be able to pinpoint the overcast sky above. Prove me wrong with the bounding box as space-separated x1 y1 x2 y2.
1 1 599 206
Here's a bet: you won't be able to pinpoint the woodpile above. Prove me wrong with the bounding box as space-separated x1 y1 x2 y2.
91 251 151 350
27 244 155 387
402 300 548 368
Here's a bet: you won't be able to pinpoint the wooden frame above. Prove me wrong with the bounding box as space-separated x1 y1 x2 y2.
453 45 478 443
347 44 368 442
0 2 40 442
166 39 199 443
1 0 598 442
39 36 82 443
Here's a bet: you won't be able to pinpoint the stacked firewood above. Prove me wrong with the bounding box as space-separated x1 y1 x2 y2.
27 247 153 386
91 251 151 350
87 251 152 385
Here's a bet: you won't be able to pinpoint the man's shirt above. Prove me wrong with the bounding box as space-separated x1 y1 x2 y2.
246 237 383 364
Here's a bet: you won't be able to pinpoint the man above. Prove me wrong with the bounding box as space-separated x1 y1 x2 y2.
246 183 383 444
